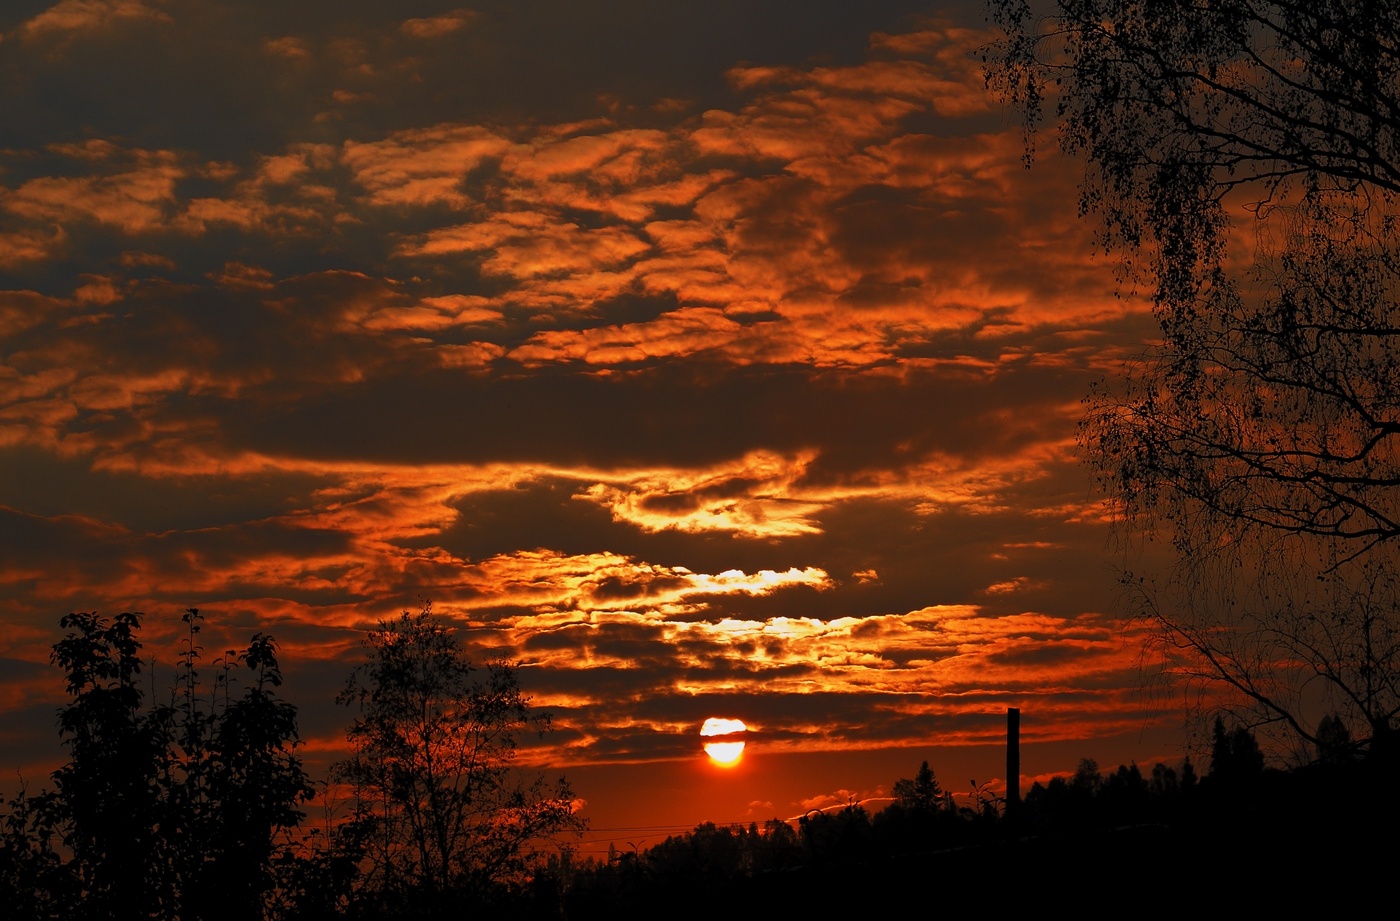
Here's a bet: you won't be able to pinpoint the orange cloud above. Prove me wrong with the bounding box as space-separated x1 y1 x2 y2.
0 227 66 265
572 450 826 538
400 8 476 39
4 158 182 233
0 291 72 340
408 211 651 278
361 295 501 332
263 35 311 59
16 0 170 40
343 125 514 207
505 129 669 182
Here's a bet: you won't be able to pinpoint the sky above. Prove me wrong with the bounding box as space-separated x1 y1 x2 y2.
0 0 1181 846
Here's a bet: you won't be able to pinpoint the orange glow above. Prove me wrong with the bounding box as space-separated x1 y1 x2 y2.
703 741 744 766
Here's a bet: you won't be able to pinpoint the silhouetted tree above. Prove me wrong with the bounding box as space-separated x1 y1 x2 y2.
891 760 943 813
758 818 801 870
1209 717 1265 787
798 804 872 866
175 618 315 919
1070 758 1102 798
3 610 312 919
1148 762 1178 800
48 611 169 918
645 822 747 890
987 1 1400 756
1315 714 1355 765
335 605 583 915
874 760 966 853
0 785 72 919
271 825 369 921
1100 763 1149 821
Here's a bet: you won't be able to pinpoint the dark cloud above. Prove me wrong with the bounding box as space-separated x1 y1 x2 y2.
0 0 950 157
0 446 330 532
200 358 1086 473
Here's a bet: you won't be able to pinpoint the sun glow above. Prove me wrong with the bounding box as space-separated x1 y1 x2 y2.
700 717 747 766
703 741 745 764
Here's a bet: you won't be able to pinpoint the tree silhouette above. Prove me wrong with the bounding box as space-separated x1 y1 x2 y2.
797 804 872 866
872 760 962 853
1314 714 1355 764
2 610 312 919
890 760 943 813
174 621 315 919
48 611 168 918
987 0 1400 755
0 783 73 919
334 605 583 915
1209 716 1265 787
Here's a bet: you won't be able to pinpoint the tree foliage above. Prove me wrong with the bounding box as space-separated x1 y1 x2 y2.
0 609 312 920
987 1 1400 753
48 611 167 918
890 760 944 813
334 606 583 914
1209 715 1265 786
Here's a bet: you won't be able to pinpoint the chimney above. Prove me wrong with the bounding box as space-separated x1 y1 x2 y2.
1006 707 1020 812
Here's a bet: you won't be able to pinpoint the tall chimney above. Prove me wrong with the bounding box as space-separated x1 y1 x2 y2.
1006 707 1020 812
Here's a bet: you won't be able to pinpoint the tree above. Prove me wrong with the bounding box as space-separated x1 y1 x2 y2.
874 760 959 852
181 621 316 919
2 610 313 919
1209 716 1265 786
48 611 168 918
334 605 583 914
890 760 944 813
987 1 1400 755
1314 713 1355 764
0 784 71 920
796 804 872 866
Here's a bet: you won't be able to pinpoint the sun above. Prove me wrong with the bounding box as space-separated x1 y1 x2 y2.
700 717 747 766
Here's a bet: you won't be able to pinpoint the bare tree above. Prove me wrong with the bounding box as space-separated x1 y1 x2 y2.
335 605 583 913
986 1 1400 752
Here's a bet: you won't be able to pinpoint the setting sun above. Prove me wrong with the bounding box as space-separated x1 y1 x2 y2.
700 717 747 766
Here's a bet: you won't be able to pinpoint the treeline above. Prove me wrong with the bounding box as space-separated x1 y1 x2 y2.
529 722 1400 918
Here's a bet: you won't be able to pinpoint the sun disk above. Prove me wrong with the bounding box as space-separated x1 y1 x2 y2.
700 717 747 766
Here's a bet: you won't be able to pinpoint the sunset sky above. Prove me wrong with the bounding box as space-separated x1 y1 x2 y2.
0 0 1181 846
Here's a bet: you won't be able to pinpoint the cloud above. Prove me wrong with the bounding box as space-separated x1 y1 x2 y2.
360 294 501 332
982 576 1049 595
3 156 182 233
0 290 73 340
406 211 651 277
0 226 67 265
512 604 1153 765
262 35 311 59
343 125 514 207
572 450 826 538
400 8 476 39
16 0 171 40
